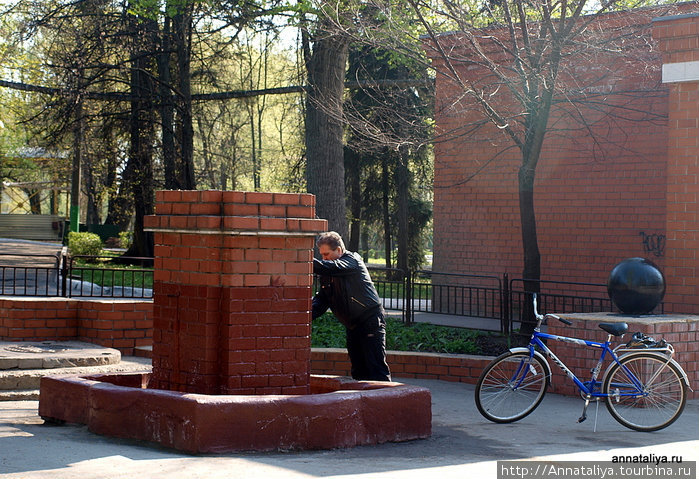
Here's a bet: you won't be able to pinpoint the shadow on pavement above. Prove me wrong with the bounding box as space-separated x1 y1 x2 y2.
0 379 696 479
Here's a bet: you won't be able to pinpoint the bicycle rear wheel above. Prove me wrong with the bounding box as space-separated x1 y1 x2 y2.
475 351 549 423
603 353 687 432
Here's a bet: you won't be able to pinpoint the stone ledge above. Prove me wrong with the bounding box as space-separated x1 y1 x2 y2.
0 356 151 392
556 312 699 325
0 341 121 370
39 373 431 453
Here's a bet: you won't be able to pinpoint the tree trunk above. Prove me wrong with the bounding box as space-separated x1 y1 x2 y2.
123 17 156 259
382 155 391 268
517 84 555 338
158 13 178 190
173 5 195 190
249 105 258 190
361 229 369 262
305 29 349 239
25 189 42 214
345 147 362 252
84 160 101 226
518 163 541 339
255 102 263 191
104 123 132 229
70 95 83 232
396 156 410 275
105 152 135 231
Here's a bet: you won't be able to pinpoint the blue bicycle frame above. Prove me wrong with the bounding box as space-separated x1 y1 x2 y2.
526 330 645 398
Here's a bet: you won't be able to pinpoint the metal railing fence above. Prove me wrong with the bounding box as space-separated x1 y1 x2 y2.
0 252 153 299
366 266 408 320
348 267 627 334
64 255 153 298
411 270 502 319
0 252 664 333
0 253 61 297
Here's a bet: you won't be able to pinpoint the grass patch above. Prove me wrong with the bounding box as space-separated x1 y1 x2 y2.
311 313 507 356
70 258 153 289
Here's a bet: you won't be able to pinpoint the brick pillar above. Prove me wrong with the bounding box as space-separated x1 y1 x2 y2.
653 13 699 313
144 191 327 395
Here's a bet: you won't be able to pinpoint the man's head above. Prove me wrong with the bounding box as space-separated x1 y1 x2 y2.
316 231 345 261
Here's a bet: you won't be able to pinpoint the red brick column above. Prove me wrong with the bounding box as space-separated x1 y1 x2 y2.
653 13 699 313
144 191 326 395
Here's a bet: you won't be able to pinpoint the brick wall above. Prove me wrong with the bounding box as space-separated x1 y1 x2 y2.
547 314 698 400
653 12 699 313
430 4 699 314
144 190 326 396
311 348 494 384
0 297 152 355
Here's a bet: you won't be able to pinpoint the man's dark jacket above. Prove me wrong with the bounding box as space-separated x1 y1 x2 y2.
312 251 383 329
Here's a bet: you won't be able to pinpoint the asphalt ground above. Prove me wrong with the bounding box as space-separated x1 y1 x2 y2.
0 377 697 479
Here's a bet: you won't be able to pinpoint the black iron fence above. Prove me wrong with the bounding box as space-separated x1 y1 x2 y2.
64 255 153 298
411 271 503 318
0 253 61 297
0 252 153 299
364 267 661 334
0 253 662 332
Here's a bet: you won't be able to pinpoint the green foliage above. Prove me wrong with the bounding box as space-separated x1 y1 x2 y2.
311 313 347 347
71 261 153 289
127 0 161 19
119 231 133 249
68 232 103 257
386 319 479 354
311 314 486 355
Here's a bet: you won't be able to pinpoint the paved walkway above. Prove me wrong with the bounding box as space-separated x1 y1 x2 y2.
0 239 63 296
0 238 63 265
0 374 696 479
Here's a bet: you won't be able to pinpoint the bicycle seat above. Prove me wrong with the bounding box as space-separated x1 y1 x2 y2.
598 322 628 336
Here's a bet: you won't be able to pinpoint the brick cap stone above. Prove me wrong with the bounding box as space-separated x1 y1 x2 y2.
143 228 321 237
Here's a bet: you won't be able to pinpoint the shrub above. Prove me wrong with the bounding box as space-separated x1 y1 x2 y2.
310 313 347 347
119 231 133 249
68 232 103 256
311 314 490 355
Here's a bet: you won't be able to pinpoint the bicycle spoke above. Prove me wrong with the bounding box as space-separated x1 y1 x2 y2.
476 352 549 423
605 353 686 431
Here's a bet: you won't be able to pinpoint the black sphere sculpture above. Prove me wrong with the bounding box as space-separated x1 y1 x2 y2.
607 258 665 315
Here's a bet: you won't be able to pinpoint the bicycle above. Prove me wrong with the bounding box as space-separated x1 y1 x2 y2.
475 294 692 431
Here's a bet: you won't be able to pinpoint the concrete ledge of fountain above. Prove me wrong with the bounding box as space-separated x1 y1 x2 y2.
39 372 432 453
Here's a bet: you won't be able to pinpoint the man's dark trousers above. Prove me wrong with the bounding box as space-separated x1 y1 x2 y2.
345 311 391 381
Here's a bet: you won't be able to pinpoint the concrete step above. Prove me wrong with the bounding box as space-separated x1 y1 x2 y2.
0 340 151 401
0 389 39 401
0 340 121 370
0 357 152 392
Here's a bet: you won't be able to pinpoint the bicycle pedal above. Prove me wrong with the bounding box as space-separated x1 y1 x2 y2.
578 414 587 423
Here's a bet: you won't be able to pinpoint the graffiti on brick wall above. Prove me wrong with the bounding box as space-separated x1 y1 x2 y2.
639 232 665 257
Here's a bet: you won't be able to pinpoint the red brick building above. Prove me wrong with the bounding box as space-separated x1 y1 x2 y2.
429 4 699 313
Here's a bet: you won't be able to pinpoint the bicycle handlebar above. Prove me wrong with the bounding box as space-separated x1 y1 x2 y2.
532 293 572 326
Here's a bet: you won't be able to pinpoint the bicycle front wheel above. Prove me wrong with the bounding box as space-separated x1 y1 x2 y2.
603 353 687 432
475 351 549 423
